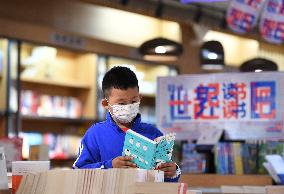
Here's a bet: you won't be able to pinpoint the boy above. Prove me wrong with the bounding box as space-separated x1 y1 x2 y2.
73 66 180 182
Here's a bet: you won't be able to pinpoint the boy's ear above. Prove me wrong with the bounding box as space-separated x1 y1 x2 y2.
139 94 142 101
101 98 108 108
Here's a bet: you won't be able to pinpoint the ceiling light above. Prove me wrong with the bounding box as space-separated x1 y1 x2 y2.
200 40 224 70
139 38 183 62
254 69 263 73
207 52 218 60
240 58 278 72
155 46 167 54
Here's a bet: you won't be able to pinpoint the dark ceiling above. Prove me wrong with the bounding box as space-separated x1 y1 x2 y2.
82 0 231 28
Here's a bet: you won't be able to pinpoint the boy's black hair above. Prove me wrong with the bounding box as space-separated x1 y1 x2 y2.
102 66 139 98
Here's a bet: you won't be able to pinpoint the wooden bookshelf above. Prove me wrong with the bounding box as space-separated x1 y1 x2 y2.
180 174 273 187
0 39 8 115
141 95 155 107
21 115 94 134
20 77 91 102
20 43 97 119
21 77 91 90
19 44 97 136
21 115 94 124
0 111 5 137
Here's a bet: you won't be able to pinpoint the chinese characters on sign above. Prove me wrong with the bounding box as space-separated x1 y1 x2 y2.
251 81 276 119
167 81 276 122
157 73 284 140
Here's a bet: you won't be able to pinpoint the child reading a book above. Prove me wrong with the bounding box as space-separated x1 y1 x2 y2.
73 66 180 182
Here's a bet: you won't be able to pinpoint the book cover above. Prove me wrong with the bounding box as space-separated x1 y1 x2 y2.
258 143 267 174
265 154 284 184
247 143 258 174
233 143 244 175
122 129 175 170
242 143 250 174
181 143 206 173
226 143 234 174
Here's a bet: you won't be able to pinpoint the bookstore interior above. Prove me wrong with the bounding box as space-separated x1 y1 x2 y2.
1 0 284 194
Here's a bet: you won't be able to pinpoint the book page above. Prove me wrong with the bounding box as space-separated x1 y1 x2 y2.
30 173 40 194
154 133 175 167
35 172 47 194
22 173 35 194
75 170 84 194
88 170 95 194
15 174 27 194
63 169 78 194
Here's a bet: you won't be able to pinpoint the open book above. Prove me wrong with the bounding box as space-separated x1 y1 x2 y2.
122 129 175 170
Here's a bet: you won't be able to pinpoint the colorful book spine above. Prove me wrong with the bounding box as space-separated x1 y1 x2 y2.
21 90 82 118
233 143 244 175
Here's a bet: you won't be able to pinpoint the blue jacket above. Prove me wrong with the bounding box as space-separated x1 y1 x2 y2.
73 112 180 182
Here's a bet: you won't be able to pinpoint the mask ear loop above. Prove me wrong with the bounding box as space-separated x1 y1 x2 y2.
105 98 113 108
105 98 116 120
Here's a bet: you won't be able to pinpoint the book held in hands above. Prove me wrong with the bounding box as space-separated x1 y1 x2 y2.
122 129 175 170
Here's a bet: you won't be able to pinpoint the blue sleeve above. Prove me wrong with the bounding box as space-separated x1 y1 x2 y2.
165 175 180 182
72 128 113 169
164 163 181 182
153 125 164 138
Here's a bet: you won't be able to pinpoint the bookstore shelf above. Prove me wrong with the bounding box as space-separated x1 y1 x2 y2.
141 93 155 98
21 115 94 124
141 95 155 106
21 77 91 90
21 115 94 134
0 111 5 136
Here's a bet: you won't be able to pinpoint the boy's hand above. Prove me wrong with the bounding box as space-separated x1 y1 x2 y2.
157 162 176 178
112 156 137 168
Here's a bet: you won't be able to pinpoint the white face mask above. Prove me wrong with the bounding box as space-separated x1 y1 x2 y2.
108 101 140 123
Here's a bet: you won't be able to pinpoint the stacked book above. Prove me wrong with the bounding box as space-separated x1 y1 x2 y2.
16 169 188 194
